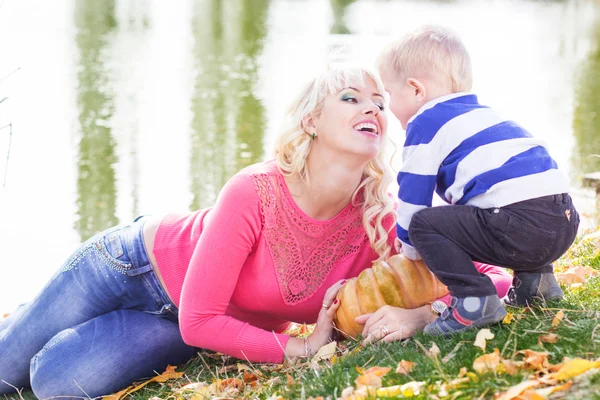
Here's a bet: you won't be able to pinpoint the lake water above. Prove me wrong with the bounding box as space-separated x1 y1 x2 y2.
1 0 599 313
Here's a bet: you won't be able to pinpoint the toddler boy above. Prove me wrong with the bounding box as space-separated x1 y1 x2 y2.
377 26 579 335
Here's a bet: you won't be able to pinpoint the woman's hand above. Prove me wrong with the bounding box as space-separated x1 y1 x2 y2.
306 279 347 353
355 305 436 346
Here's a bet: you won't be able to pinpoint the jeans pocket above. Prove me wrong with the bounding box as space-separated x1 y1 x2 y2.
97 230 133 272
495 213 556 267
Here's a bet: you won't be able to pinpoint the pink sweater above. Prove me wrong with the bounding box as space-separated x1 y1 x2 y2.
153 160 511 363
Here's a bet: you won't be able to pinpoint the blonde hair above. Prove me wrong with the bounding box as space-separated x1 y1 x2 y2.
377 25 473 92
274 65 395 261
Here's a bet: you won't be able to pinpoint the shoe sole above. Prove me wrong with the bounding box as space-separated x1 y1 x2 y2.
506 293 564 307
425 306 508 336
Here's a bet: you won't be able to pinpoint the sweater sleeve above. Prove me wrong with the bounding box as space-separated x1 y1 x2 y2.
396 124 438 260
178 173 290 363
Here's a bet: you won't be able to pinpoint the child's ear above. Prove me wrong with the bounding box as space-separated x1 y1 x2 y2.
407 78 426 100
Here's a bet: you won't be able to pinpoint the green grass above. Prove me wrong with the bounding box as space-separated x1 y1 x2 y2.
6 230 600 400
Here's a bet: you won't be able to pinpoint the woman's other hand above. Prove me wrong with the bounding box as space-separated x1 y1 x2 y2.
355 305 435 346
307 279 347 351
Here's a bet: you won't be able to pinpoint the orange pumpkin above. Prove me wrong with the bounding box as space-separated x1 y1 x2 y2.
334 254 449 339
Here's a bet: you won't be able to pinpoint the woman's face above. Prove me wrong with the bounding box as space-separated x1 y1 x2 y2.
311 78 387 161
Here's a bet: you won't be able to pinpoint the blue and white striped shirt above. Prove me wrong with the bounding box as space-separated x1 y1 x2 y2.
396 92 570 260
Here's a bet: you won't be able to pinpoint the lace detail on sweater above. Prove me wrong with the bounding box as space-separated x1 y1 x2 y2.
251 173 368 305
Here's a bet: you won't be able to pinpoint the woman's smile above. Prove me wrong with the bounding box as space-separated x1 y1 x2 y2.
353 119 380 138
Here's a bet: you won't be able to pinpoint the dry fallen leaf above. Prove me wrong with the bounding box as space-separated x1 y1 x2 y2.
501 359 525 376
426 342 441 359
497 379 541 400
496 379 541 400
516 349 550 371
362 366 392 377
551 310 564 328
474 328 494 351
503 313 514 325
548 358 600 381
219 378 244 390
355 373 383 389
395 360 415 375
473 348 500 374
555 265 600 285
103 365 184 400
538 333 559 344
516 389 545 400
354 366 391 390
310 341 337 365
533 381 573 397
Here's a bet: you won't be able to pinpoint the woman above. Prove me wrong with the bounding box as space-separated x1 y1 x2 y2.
0 65 511 398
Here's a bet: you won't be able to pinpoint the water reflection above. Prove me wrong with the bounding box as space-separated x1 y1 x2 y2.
73 0 118 241
330 0 358 35
573 19 600 178
189 0 269 210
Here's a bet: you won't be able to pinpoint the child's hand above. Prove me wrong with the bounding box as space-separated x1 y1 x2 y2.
394 237 403 254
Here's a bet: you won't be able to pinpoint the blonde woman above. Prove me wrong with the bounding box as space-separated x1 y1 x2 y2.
0 64 510 398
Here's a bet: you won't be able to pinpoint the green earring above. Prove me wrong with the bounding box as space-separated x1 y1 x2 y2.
312 133 315 141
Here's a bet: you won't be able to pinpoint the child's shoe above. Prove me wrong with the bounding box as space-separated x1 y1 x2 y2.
423 294 507 335
504 272 564 306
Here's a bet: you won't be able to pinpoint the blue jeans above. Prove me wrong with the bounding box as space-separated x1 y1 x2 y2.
0 217 197 398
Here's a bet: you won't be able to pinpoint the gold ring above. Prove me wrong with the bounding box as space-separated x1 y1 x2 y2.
380 325 390 336
322 303 330 310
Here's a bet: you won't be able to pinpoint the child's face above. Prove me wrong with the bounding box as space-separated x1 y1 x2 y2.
380 72 422 131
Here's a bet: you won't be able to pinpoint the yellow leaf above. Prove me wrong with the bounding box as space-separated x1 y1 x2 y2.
503 313 514 325
466 372 479 383
551 310 564 328
496 379 541 400
376 385 401 397
538 333 558 344
548 358 600 381
103 365 184 400
473 348 500 374
474 328 494 351
400 381 426 397
395 360 415 375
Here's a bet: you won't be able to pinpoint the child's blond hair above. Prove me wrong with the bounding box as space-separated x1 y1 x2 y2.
377 25 473 92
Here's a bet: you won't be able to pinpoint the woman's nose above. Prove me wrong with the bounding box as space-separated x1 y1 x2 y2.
362 104 379 115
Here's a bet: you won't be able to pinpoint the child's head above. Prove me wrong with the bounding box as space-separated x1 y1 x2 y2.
377 25 473 129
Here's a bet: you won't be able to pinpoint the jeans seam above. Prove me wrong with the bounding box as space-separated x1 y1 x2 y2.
31 329 74 362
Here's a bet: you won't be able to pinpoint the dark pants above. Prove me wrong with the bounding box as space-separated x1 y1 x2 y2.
408 194 580 297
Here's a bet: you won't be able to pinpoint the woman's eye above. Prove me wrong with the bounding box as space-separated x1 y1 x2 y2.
341 95 357 103
377 104 385 111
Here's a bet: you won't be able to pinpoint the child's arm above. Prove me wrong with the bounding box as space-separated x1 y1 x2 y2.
395 132 438 259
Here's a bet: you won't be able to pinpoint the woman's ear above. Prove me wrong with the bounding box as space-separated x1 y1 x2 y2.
302 114 317 137
407 78 427 101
